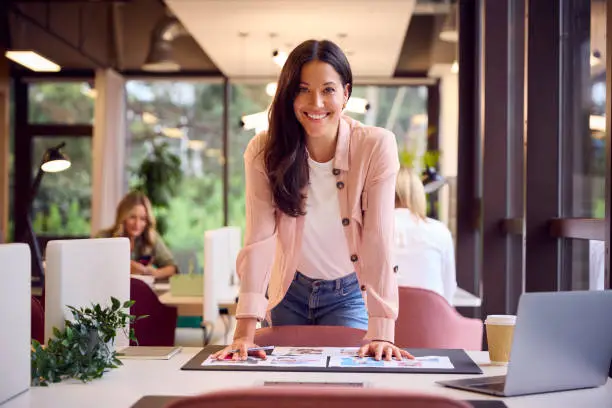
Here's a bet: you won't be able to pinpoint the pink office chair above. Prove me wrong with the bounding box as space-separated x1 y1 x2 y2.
395 287 483 350
254 325 367 347
165 387 471 408
31 296 45 344
130 278 178 346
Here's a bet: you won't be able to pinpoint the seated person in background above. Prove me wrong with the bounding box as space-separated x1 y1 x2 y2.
96 191 177 280
394 168 456 304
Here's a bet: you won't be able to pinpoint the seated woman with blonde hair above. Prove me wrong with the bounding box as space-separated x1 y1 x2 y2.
96 191 177 279
394 168 456 304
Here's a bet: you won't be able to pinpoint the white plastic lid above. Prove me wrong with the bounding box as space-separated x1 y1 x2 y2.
485 315 517 325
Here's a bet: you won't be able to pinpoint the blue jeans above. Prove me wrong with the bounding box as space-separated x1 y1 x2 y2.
266 271 368 330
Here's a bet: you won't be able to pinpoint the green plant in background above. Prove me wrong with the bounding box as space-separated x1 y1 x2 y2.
132 142 183 236
399 148 441 171
31 297 147 386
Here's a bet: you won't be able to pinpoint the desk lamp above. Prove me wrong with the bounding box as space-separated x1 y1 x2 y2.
24 142 71 288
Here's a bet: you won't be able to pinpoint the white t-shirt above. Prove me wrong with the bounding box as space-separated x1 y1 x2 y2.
297 157 354 280
393 208 457 304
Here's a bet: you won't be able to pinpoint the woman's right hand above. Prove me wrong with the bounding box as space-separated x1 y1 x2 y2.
211 337 267 361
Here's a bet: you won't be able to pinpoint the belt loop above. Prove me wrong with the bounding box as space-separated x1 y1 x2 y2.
336 278 341 291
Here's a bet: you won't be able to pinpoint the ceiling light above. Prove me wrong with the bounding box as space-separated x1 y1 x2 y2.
345 97 370 114
590 51 601 67
451 60 459 74
241 111 269 131
143 16 187 72
439 4 458 42
5 51 61 72
590 114 605 132
265 82 277 97
272 50 288 68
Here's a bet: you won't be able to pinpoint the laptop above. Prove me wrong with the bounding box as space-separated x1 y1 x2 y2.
438 290 612 397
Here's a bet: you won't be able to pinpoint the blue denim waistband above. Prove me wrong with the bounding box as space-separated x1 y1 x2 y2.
294 271 357 291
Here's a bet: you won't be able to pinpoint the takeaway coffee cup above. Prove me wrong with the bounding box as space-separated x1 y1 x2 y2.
485 315 517 366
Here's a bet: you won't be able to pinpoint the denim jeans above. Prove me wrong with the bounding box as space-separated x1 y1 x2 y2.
266 271 368 330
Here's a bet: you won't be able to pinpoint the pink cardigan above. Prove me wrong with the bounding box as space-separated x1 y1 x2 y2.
235 115 400 343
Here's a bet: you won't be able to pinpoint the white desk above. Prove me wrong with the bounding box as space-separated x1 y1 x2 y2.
4 348 611 408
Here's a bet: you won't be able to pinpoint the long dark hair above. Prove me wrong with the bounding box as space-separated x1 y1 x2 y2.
264 39 353 217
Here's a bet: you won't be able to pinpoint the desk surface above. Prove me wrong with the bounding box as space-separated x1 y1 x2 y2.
4 348 611 408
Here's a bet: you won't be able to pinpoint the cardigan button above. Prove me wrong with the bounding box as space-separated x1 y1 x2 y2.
350 254 358 262
336 181 345 189
342 218 350 226
360 285 366 291
393 265 399 273
332 168 341 176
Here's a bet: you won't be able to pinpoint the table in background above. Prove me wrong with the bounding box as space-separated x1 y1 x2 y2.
4 348 611 408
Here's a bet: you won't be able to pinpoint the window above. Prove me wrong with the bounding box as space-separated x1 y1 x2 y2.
228 83 270 231
348 85 429 163
126 80 225 273
562 1 607 290
15 80 95 242
28 82 94 124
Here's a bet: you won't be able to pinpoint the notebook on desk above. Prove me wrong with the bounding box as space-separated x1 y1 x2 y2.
438 290 612 397
117 346 182 360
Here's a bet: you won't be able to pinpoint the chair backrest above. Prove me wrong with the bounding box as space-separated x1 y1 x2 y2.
395 286 483 350
166 387 471 408
0 243 31 404
254 325 367 347
130 278 177 346
31 296 45 344
44 238 131 347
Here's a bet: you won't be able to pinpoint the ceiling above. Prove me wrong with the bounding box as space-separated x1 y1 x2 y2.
165 0 417 79
2 0 456 77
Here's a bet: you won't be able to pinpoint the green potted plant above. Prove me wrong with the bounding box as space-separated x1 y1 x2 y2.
132 141 183 236
31 297 147 386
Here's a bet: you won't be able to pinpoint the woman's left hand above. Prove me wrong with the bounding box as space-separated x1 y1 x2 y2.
358 341 414 361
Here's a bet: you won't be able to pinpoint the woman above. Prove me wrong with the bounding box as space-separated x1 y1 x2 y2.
214 39 410 362
394 168 456 304
96 191 177 280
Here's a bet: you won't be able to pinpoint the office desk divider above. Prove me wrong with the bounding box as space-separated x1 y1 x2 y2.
180 345 483 375
130 395 507 408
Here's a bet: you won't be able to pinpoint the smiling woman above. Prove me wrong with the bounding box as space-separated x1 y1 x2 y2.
213 39 411 364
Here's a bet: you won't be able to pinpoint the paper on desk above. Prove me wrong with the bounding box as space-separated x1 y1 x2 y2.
272 347 359 357
202 354 327 368
328 356 454 369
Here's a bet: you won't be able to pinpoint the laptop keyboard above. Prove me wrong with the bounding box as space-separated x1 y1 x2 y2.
470 379 506 393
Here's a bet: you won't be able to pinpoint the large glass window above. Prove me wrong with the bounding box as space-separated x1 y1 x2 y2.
563 0 608 290
228 83 270 231
348 85 429 167
23 80 95 239
126 80 224 273
28 81 94 124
